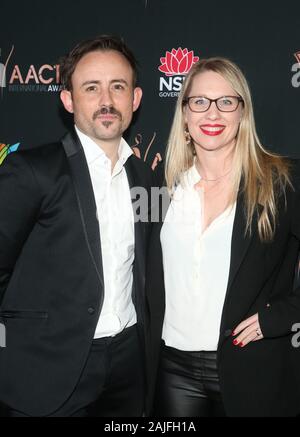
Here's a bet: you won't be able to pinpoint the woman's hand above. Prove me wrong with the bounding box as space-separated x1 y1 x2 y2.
232 313 263 347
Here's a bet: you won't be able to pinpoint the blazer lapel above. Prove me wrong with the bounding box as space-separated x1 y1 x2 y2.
227 193 252 294
61 130 104 289
219 191 253 335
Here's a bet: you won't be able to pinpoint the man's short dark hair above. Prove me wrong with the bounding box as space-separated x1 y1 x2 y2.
60 35 138 91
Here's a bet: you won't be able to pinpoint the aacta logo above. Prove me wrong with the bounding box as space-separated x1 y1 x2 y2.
0 46 14 96
158 48 199 98
291 51 300 88
0 45 62 95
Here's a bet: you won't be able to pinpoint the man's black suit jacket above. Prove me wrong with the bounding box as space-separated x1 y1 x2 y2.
0 130 155 416
145 160 300 417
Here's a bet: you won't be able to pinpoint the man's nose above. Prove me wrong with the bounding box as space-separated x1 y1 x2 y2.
99 87 113 106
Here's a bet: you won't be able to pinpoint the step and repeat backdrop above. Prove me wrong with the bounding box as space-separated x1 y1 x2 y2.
1 0 300 166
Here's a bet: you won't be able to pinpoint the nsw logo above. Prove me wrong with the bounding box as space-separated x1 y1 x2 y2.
158 48 199 98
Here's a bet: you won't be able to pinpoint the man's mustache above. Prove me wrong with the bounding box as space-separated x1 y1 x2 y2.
93 106 122 120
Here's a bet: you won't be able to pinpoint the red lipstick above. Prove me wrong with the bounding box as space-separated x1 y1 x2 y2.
200 124 225 136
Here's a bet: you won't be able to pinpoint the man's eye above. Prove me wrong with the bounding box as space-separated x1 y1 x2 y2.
86 86 97 92
113 83 125 90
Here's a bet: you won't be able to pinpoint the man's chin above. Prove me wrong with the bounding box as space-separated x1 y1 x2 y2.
93 130 123 143
93 124 128 140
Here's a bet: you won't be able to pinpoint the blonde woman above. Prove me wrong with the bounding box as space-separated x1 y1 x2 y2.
145 58 300 417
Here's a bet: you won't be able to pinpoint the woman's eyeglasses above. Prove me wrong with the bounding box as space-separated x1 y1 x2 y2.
183 95 244 112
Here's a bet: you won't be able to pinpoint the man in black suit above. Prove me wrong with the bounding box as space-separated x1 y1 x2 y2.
0 35 155 417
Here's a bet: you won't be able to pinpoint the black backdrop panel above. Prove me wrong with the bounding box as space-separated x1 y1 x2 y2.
1 0 300 163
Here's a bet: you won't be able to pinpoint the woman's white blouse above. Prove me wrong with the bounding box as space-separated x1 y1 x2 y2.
161 165 236 351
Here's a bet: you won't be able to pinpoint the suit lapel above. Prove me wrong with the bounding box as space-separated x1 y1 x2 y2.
124 155 145 273
124 155 149 329
61 130 104 289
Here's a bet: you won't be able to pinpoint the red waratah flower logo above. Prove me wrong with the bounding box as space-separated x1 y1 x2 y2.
158 48 199 76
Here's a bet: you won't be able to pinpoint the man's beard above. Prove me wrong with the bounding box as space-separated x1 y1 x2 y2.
93 105 122 128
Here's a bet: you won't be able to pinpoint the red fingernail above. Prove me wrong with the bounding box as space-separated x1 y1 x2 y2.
239 342 244 347
233 339 238 345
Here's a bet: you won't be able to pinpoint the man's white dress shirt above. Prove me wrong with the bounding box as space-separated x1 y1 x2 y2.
76 126 136 338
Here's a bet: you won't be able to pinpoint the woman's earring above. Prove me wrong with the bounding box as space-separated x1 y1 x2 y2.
184 126 196 155
184 127 191 146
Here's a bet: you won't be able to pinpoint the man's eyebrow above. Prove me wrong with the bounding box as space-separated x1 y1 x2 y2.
80 80 100 88
111 79 129 85
80 79 129 87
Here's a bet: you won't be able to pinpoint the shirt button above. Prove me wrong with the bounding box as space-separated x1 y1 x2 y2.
88 307 95 315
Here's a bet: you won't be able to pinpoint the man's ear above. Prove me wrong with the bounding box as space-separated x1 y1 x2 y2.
60 90 74 114
133 87 143 112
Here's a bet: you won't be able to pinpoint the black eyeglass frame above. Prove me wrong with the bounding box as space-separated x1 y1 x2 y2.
183 95 244 113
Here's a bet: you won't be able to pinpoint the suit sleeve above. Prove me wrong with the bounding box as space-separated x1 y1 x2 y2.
259 161 300 338
0 152 41 303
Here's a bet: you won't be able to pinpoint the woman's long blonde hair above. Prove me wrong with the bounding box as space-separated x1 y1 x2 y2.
165 57 291 241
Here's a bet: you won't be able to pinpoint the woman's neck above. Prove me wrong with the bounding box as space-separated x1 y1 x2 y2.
195 144 235 181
